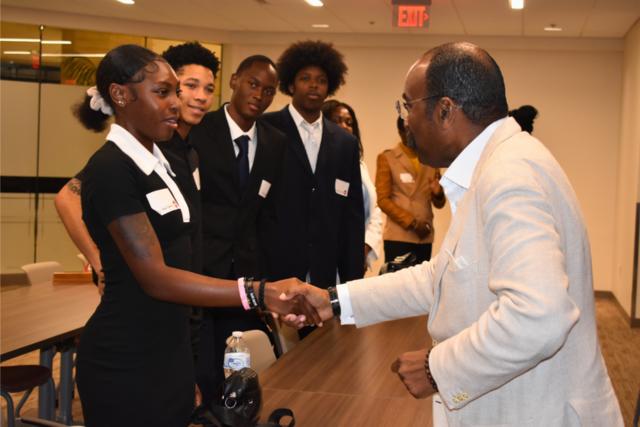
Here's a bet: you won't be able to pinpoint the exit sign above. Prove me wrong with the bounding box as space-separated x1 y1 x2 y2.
392 0 432 29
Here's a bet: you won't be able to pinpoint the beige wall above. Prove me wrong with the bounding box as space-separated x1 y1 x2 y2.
221 40 623 293
2 7 635 300
613 18 640 319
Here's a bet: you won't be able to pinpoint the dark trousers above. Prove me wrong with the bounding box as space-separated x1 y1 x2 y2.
383 240 433 264
195 307 270 405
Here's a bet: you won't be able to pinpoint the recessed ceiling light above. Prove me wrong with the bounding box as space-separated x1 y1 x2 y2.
117 0 135 5
312 24 330 28
42 53 106 58
544 24 563 32
510 0 524 10
305 0 323 7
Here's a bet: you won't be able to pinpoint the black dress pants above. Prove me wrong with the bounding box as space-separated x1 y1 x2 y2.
383 240 433 264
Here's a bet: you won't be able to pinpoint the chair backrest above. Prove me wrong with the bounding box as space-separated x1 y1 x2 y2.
76 253 89 270
226 330 276 374
20 262 62 286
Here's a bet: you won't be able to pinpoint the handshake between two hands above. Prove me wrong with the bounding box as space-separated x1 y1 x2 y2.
260 277 438 400
260 277 334 328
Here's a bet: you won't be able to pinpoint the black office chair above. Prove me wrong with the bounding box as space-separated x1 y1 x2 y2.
0 365 55 427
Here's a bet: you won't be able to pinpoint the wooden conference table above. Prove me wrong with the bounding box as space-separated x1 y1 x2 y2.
259 316 434 426
1 280 100 423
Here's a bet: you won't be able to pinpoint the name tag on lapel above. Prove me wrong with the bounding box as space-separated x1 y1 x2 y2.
146 188 179 216
258 179 271 198
335 179 350 197
400 172 414 183
192 167 201 191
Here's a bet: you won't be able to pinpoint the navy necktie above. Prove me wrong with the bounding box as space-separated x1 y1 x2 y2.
235 135 250 189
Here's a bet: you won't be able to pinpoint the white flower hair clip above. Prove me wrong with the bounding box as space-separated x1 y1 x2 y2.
86 86 114 116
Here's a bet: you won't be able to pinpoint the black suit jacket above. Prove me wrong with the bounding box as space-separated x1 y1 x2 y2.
190 107 286 279
262 106 365 288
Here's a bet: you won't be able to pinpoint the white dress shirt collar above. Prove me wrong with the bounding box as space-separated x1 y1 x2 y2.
440 117 506 214
288 104 323 172
224 104 258 170
288 103 323 129
224 104 257 142
106 123 190 222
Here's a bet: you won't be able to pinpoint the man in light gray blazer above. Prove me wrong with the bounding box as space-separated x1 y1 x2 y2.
284 42 623 426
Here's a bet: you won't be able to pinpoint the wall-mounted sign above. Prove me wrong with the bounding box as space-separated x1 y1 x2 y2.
392 0 432 29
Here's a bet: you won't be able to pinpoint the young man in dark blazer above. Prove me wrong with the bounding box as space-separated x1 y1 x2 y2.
189 55 286 402
262 41 365 335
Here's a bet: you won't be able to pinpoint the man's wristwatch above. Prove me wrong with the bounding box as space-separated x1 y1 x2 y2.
327 286 341 317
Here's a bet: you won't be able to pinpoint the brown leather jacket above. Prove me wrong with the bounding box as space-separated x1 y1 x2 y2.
375 142 445 244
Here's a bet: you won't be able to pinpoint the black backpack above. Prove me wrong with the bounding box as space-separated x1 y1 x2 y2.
191 368 294 427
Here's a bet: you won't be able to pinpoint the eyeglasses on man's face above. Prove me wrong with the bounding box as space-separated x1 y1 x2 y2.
395 95 442 120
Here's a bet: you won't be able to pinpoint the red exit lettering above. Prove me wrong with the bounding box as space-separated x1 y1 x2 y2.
397 5 429 28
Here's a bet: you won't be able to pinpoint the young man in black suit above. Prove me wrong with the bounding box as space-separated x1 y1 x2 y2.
262 41 365 337
189 55 287 401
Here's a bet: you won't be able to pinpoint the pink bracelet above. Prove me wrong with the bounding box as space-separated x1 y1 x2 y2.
237 277 250 310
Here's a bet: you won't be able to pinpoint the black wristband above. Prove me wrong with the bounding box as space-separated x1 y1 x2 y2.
424 347 438 392
244 277 258 310
258 278 267 311
327 286 341 317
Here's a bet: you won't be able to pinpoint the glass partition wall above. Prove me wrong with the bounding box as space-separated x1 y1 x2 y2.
0 22 222 279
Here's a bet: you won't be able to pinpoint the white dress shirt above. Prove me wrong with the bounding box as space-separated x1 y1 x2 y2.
288 103 323 173
224 104 258 171
440 118 506 215
337 117 507 325
361 161 383 268
107 123 190 223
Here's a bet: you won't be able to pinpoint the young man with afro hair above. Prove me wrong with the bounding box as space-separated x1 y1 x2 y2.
262 40 365 338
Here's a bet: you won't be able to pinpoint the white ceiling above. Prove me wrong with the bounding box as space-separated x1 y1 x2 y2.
2 0 639 38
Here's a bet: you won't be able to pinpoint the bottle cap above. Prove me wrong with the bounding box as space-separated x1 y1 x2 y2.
232 331 244 338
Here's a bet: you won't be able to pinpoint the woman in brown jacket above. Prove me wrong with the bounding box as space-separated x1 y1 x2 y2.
376 117 446 264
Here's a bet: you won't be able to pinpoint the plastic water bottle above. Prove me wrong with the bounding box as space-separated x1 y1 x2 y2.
223 331 251 378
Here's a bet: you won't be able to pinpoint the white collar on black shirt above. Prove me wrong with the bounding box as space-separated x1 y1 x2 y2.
106 124 190 222
107 124 176 177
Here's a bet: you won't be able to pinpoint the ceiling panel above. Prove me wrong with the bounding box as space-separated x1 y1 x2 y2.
583 0 640 37
523 0 591 37
322 0 393 33
407 0 466 36
1 0 638 38
452 0 524 36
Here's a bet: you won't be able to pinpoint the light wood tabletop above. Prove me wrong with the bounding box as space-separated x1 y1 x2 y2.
1 281 100 361
259 316 434 426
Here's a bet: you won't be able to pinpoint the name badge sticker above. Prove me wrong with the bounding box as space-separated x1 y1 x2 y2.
335 179 350 197
146 188 179 216
192 167 201 191
258 179 271 198
400 173 414 183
